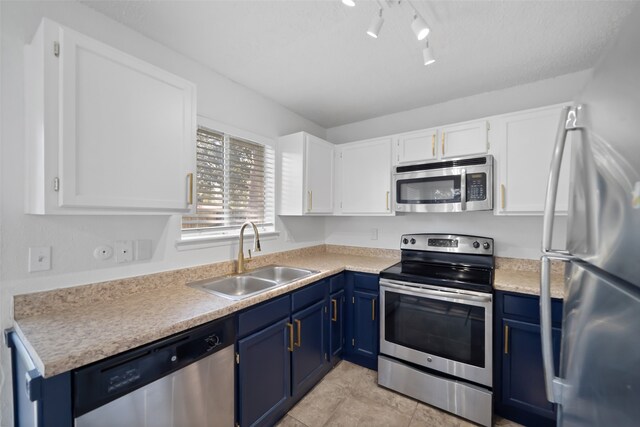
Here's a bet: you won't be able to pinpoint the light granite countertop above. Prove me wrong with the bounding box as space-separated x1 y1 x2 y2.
12 245 564 379
14 248 399 378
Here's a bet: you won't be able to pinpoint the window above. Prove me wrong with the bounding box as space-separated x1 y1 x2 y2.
182 126 275 236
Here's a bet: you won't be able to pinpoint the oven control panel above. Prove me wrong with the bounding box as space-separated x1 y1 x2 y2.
400 234 493 255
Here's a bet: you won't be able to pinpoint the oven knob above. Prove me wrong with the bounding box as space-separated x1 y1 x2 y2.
402 238 409 244
473 241 480 249
483 242 491 250
410 238 416 245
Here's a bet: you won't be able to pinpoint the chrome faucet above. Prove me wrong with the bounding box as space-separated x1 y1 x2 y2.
237 221 262 274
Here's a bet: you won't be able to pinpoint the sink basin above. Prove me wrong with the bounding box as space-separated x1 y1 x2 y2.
246 266 319 284
189 276 278 300
189 265 319 300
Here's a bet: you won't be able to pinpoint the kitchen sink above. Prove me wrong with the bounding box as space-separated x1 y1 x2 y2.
189 265 319 300
245 266 318 284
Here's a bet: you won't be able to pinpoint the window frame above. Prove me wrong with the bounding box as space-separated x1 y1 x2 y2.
179 116 277 246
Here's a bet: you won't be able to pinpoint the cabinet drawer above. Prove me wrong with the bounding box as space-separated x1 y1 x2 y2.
292 280 327 312
500 291 562 325
238 295 290 338
351 272 379 292
329 274 345 293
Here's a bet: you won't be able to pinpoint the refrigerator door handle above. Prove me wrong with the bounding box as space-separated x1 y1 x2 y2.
540 253 575 405
542 105 582 253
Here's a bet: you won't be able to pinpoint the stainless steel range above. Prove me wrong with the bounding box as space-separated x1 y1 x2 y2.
378 233 494 427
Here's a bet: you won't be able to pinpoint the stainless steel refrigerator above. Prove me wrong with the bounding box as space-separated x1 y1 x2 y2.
540 4 640 426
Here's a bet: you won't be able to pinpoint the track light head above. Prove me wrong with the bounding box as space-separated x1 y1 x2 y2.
342 0 356 7
422 40 435 65
411 13 430 40
367 9 384 38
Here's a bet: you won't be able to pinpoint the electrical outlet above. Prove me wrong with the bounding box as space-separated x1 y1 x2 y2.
29 246 51 272
115 241 133 263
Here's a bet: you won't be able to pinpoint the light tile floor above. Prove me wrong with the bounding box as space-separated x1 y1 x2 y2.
277 361 523 427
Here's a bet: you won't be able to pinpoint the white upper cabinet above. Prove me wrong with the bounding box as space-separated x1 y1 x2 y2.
395 120 489 165
396 128 438 164
25 19 197 214
440 120 490 159
493 104 572 215
278 132 333 215
336 137 393 216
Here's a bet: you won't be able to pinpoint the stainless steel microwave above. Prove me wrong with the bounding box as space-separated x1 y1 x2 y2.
393 155 493 212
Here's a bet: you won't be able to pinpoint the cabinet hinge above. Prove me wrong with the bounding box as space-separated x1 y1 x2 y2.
352 338 355 346
324 306 328 314
352 297 355 304
487 141 490 151
340 152 343 159
53 41 60 57
235 353 240 364
325 353 328 361
53 177 60 192
486 121 490 131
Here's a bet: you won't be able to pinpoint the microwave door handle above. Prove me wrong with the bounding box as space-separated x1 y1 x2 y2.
460 169 467 211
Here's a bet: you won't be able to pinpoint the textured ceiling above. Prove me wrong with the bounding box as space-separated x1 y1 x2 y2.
81 0 637 128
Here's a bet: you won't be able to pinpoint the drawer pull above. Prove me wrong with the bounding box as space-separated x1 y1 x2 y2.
331 299 338 322
372 299 376 321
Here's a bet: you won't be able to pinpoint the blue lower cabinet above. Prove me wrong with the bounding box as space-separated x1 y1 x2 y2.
329 289 345 365
494 290 563 427
238 318 292 427
236 277 334 427
291 299 327 398
344 272 379 370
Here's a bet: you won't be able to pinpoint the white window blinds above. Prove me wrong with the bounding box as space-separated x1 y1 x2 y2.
182 127 275 234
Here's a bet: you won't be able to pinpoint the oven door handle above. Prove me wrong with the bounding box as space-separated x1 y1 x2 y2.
380 281 492 303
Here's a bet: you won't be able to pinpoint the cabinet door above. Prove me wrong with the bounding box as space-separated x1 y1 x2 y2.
238 318 291 427
58 25 196 211
329 289 345 364
440 120 489 159
305 134 334 214
495 105 572 215
352 290 378 360
397 128 438 164
339 138 393 215
291 300 327 398
501 318 561 420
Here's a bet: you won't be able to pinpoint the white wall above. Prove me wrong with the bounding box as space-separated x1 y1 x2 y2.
324 71 590 258
0 1 326 423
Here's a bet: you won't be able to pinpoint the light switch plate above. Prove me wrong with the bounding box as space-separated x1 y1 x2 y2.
29 246 51 272
115 240 133 263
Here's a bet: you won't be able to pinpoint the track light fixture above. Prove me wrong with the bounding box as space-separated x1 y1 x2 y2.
422 39 435 65
411 12 430 40
342 0 356 7
367 8 384 38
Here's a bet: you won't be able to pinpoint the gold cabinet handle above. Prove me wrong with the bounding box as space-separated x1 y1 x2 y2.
331 299 338 322
431 134 435 157
287 323 294 352
187 173 194 205
294 319 302 347
371 298 376 321
501 184 506 209
441 132 445 156
504 324 509 354
385 191 390 210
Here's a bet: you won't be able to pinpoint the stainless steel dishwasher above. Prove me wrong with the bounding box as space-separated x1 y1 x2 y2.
73 316 235 427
